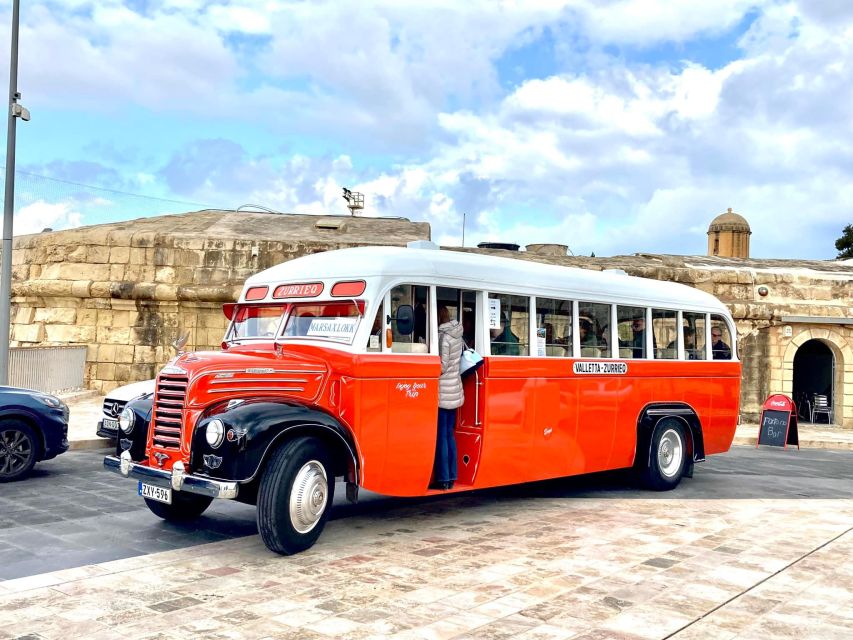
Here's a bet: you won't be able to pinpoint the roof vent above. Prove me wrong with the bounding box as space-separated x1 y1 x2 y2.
314 218 348 231
407 240 439 250
477 242 520 251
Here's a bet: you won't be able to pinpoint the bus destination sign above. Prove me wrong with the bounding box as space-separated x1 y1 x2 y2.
573 361 628 375
273 282 324 298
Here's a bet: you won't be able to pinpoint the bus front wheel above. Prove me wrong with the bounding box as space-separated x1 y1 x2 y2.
639 418 686 491
257 437 334 555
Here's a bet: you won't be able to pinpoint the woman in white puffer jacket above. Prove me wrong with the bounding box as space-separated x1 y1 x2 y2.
433 306 464 490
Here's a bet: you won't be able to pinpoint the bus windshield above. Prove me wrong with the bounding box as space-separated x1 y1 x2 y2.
282 301 362 344
228 305 288 340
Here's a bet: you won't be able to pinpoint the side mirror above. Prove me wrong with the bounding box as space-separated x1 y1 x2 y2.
395 304 414 336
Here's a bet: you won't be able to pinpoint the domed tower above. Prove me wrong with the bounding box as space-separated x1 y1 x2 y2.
707 207 751 258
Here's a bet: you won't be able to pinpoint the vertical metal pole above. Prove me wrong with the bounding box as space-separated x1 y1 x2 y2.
0 0 22 384
462 212 466 247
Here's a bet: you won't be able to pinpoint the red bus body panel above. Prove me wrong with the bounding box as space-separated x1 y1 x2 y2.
147 343 740 498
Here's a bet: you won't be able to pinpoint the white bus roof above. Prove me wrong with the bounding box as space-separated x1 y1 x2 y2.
244 246 730 314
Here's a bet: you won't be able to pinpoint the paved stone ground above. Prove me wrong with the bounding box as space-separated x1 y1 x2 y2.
0 449 258 581
1 448 852 639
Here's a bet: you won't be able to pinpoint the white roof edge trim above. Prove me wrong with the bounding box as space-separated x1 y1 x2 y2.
241 247 731 315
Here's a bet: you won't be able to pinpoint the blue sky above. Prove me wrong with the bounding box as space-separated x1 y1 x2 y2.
2 0 852 259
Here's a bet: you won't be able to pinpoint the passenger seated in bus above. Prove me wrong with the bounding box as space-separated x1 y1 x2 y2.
620 316 646 358
490 312 520 355
297 312 315 336
579 319 596 346
668 327 698 359
413 293 427 344
579 319 600 356
711 326 731 360
462 311 475 349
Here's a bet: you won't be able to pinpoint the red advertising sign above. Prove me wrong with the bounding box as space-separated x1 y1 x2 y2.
273 282 324 299
757 393 799 449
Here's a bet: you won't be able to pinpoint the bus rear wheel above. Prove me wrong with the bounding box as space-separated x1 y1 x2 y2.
639 418 686 491
257 437 334 555
144 492 213 521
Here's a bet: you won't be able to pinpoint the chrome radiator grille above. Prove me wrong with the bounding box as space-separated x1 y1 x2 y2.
152 374 187 449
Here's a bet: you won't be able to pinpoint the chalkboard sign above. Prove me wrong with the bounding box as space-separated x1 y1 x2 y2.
757 394 799 449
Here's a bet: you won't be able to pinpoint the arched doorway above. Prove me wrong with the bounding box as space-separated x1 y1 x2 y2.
792 340 834 422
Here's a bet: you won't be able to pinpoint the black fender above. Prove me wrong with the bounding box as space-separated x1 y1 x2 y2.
635 403 705 478
189 399 359 486
115 395 154 462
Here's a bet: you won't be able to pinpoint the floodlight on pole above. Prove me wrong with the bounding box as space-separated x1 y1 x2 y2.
0 0 29 385
341 187 364 216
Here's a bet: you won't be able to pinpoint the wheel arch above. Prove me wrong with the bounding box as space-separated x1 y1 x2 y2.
635 403 705 478
0 411 45 460
191 400 360 489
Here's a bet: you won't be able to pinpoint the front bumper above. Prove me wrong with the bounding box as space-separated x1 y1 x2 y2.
103 451 239 500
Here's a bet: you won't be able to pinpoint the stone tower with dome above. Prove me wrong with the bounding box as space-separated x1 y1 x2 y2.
707 207 751 258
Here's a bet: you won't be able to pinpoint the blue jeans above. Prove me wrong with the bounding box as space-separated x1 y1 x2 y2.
435 408 458 483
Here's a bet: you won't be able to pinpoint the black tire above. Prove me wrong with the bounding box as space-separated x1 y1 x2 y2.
257 437 334 555
0 420 38 483
638 418 687 491
144 491 213 521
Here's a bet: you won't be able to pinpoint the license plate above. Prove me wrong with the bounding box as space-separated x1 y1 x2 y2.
103 418 119 432
138 482 172 504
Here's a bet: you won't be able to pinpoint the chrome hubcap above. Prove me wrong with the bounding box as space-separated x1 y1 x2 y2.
289 460 328 534
658 428 683 478
0 429 33 477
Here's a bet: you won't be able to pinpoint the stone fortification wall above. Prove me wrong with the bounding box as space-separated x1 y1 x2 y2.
9 210 430 393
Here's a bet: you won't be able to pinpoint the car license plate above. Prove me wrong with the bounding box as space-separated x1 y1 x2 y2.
103 418 119 432
138 481 172 504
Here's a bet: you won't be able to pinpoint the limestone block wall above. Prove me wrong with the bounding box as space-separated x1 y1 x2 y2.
8 211 429 393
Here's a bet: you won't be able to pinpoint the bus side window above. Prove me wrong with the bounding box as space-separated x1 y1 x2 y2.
653 309 677 359
488 293 529 356
617 305 648 359
683 311 706 360
578 302 610 358
366 302 384 352
537 297 572 357
710 314 733 360
390 284 430 354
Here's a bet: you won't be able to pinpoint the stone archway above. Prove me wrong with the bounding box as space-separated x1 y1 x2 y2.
781 328 852 428
792 340 834 422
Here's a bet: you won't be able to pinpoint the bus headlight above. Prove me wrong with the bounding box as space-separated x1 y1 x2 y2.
206 419 225 449
119 407 135 434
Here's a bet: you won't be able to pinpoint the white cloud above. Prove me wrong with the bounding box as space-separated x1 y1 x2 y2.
14 201 83 235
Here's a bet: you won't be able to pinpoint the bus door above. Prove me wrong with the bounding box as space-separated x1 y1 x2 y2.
360 284 439 496
437 287 483 486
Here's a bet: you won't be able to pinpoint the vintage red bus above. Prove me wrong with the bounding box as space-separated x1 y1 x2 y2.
105 243 741 554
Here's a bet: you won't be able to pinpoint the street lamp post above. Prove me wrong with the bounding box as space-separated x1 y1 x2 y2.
1 0 30 384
